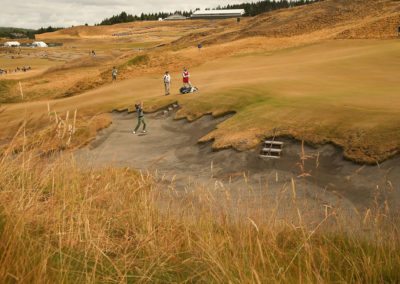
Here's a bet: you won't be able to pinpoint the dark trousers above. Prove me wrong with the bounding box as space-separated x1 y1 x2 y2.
134 117 146 132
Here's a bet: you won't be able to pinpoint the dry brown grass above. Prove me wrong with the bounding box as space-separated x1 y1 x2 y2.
0 125 399 283
10 0 398 103
0 106 111 156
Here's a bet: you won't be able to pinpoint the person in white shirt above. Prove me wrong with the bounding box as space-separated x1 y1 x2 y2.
112 66 118 82
163 71 171 95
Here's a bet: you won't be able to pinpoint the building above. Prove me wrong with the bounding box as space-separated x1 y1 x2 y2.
3 41 21 47
164 14 187 21
191 9 245 19
32 41 48 48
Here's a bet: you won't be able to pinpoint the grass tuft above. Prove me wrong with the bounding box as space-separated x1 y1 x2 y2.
125 55 150 67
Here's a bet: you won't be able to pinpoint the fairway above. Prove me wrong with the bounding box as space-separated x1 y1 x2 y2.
0 56 60 71
1 39 399 163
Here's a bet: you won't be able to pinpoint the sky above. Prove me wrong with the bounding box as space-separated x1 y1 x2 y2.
0 0 251 29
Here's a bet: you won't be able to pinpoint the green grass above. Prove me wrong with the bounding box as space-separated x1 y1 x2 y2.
144 80 400 163
124 54 150 67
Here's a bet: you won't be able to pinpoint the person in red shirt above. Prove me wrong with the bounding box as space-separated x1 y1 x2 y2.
182 67 191 88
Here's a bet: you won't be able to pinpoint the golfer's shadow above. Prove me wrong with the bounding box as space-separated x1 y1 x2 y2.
137 133 148 137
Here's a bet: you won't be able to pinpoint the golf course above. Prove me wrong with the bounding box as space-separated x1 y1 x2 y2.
0 0 400 282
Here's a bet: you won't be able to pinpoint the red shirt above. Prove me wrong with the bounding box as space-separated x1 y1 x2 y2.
182 71 190 83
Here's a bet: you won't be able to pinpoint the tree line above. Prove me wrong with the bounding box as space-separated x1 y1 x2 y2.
0 0 322 36
98 11 192 26
0 26 63 39
97 0 321 26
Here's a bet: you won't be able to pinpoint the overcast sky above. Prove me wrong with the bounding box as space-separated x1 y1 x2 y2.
0 0 252 29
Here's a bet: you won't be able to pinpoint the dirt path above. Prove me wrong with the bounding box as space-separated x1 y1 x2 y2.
76 110 400 213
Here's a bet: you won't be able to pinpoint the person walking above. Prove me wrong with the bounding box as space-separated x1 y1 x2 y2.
112 66 118 82
133 102 146 134
182 67 191 88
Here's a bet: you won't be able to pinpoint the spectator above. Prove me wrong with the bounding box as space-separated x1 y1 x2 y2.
112 66 118 81
182 67 191 88
163 71 171 95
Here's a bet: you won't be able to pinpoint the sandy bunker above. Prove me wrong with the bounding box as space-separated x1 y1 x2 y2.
77 110 400 210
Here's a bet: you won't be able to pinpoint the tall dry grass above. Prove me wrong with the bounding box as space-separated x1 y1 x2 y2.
0 123 399 283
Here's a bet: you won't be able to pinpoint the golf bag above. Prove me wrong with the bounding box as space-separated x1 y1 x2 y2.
180 86 198 94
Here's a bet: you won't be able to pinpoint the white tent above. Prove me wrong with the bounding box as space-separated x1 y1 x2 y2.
4 41 20 47
32 41 48 48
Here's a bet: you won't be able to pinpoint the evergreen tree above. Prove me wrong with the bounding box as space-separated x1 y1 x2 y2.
97 0 320 26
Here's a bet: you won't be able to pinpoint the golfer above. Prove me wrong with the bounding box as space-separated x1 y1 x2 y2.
163 71 171 95
112 66 118 81
133 102 146 134
182 67 191 88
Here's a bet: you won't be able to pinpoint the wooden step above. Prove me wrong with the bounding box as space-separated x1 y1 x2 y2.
261 148 282 153
264 140 284 146
260 139 284 159
259 155 280 159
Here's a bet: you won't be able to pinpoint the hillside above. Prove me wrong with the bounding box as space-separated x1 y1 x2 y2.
172 0 400 46
35 0 400 54
35 20 221 41
40 0 400 43
244 0 400 39
29 0 400 97
1 0 400 163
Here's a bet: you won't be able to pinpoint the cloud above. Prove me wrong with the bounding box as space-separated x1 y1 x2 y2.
0 0 249 29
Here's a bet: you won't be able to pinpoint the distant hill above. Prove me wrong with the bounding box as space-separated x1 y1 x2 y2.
98 11 191 25
0 26 63 39
172 0 400 46
37 0 400 43
0 27 36 39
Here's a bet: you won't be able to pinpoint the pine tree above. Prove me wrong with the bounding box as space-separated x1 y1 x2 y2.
97 0 320 26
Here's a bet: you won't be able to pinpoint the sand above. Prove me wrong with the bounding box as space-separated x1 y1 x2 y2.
76 110 400 212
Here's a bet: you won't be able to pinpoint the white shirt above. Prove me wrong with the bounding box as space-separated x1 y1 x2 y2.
163 74 171 83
